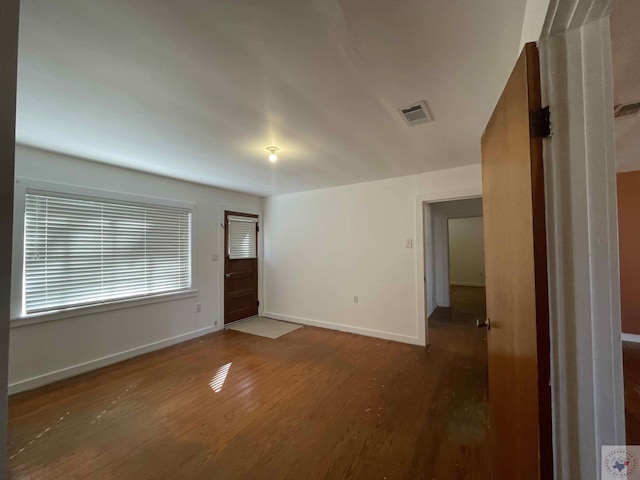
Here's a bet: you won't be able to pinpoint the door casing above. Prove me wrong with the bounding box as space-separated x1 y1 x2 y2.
223 210 259 324
538 2 625 477
414 186 483 346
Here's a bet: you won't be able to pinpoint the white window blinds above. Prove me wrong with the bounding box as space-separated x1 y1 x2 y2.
228 215 258 259
24 191 192 314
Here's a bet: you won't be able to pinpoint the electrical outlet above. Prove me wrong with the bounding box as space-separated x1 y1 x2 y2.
354 296 359 304
214 320 218 326
211 254 218 262
195 303 201 313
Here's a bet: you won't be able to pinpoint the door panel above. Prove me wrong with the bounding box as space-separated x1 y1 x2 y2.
481 43 552 479
224 211 258 324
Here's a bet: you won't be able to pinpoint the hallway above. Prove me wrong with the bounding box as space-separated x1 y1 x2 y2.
426 285 489 477
429 286 487 328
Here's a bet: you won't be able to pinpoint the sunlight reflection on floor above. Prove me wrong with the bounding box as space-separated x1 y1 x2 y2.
209 362 231 392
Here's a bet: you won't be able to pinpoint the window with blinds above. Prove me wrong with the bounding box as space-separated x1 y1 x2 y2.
23 191 192 314
227 215 258 259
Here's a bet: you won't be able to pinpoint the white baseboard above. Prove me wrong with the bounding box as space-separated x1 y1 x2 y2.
622 333 640 344
449 281 486 287
9 326 217 395
263 312 423 346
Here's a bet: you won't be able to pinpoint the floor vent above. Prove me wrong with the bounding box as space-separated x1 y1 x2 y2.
399 101 433 126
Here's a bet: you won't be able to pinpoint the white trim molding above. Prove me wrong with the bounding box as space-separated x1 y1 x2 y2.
11 177 199 321
10 289 199 328
263 312 422 346
0 0 20 473
622 333 640 344
539 1 624 478
414 187 483 346
8 326 216 395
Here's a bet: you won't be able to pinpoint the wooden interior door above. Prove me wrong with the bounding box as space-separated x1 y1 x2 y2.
481 43 552 480
224 211 259 324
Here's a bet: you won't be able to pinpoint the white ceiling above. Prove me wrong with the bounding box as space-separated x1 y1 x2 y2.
611 0 640 173
17 0 527 196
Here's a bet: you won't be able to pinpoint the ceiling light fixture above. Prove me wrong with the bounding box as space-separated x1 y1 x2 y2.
266 146 279 163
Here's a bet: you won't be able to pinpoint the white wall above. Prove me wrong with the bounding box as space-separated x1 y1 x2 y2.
9 146 262 393
448 217 485 287
519 0 552 50
263 164 482 345
427 198 483 307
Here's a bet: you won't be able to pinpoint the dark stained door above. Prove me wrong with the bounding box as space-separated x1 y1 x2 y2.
480 43 553 480
224 211 258 324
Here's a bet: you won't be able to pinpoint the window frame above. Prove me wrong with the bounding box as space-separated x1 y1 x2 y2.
11 178 198 327
227 214 259 260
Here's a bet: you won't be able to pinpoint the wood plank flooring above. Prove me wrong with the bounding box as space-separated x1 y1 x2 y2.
8 286 489 480
624 341 640 444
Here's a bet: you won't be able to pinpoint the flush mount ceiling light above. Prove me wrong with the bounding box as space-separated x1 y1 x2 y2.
266 146 279 163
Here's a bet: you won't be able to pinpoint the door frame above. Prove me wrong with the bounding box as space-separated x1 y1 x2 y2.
415 186 482 346
537 1 625 478
0 0 20 472
217 205 262 329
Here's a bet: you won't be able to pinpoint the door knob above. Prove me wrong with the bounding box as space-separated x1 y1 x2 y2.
225 273 232 278
476 318 491 330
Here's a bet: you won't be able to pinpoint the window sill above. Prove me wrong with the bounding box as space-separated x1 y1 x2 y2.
10 289 199 328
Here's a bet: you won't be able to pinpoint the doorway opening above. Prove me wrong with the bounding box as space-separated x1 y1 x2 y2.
443 216 487 327
421 196 490 475
423 198 486 340
224 211 259 325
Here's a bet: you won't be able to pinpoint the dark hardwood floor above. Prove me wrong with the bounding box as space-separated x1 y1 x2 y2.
624 341 640 444
8 286 489 480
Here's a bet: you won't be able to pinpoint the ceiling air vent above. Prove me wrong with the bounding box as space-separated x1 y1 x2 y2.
614 101 640 118
399 101 433 126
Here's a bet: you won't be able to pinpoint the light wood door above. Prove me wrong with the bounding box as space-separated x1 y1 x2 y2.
224 211 259 324
481 43 552 480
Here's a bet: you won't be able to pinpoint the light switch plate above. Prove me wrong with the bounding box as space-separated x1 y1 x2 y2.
211 254 218 261
405 238 413 249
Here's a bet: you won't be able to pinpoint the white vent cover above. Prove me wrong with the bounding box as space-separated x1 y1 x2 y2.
398 101 433 126
615 101 640 118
